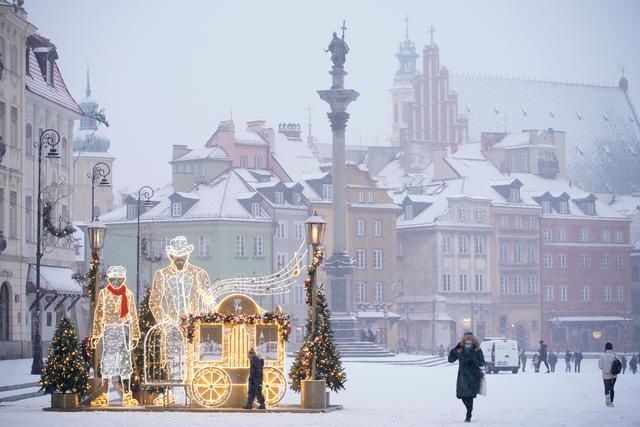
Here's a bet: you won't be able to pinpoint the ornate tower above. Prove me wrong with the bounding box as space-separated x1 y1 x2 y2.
390 16 419 145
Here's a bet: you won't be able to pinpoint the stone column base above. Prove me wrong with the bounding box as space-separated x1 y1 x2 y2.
301 379 327 409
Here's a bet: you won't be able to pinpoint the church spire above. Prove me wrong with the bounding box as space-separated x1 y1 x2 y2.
394 16 418 84
86 66 91 98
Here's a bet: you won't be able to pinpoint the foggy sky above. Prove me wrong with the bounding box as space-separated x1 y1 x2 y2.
26 0 640 195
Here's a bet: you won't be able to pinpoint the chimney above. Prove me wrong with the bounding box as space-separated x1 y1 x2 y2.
172 144 191 160
246 120 266 132
480 131 508 152
278 123 302 140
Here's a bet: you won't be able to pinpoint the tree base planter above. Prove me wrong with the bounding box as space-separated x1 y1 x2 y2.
51 393 79 409
301 380 326 409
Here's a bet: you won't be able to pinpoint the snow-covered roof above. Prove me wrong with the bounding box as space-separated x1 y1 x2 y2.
173 146 230 162
27 265 83 296
450 73 640 194
235 129 268 146
493 132 531 149
272 133 322 182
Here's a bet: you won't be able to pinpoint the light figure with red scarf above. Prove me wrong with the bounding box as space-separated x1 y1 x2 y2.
91 265 141 406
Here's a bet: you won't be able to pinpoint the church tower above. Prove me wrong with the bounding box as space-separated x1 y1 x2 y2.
72 69 115 222
390 17 418 146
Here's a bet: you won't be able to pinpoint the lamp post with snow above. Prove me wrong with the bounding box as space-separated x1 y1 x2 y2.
87 219 107 381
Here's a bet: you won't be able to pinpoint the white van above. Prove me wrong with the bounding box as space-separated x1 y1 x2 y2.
481 338 520 374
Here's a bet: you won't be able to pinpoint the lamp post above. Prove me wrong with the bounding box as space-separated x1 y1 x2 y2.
305 212 326 381
30 129 61 375
134 186 155 305
88 162 111 221
87 219 107 382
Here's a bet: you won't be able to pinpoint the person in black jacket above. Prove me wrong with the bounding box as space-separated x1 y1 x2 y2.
538 340 550 373
564 350 572 373
548 351 558 373
448 332 485 423
574 350 583 373
243 348 266 409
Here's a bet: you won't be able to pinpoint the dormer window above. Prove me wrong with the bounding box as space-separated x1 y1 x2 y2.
292 192 301 206
558 200 569 214
251 202 261 217
404 204 414 220
275 191 284 205
46 59 53 85
322 184 332 201
542 200 552 213
171 202 182 217
509 188 520 203
126 204 137 219
583 202 595 215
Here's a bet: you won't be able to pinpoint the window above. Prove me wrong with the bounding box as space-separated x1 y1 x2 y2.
46 59 53 85
602 230 610 242
276 221 287 239
459 274 469 291
253 236 263 257
0 102 4 142
514 243 522 263
25 123 33 156
615 231 623 243
500 275 508 295
542 200 552 213
235 235 246 256
294 222 304 240
557 228 566 241
545 286 553 301
9 191 17 238
441 235 452 254
251 202 261 217
274 191 284 205
580 254 589 269
528 243 537 264
509 187 520 202
558 200 569 214
10 107 17 148
9 44 17 72
458 235 468 254
513 216 522 230
500 215 509 229
46 312 52 327
276 253 287 269
293 285 304 305
356 249 366 269
560 286 567 301
581 286 590 302
367 192 373 204
579 229 588 242
499 315 507 329
617 287 623 302
513 276 523 294
474 274 484 292
322 184 332 201
527 276 537 294
404 204 414 220
558 254 566 269
358 192 364 202
458 207 466 222
373 249 383 269
584 202 595 215
500 242 509 263
373 220 382 237
254 155 262 169
126 204 137 219
474 208 485 223
355 219 365 236
604 287 611 302
374 282 384 303
239 154 248 168
544 254 553 268
0 283 9 340
543 229 553 241
474 235 485 255
615 255 623 269
171 202 182 217
356 282 366 303
198 235 210 257
442 274 452 292
292 192 302 206
528 216 537 230
602 255 610 269
25 196 33 242
61 137 68 168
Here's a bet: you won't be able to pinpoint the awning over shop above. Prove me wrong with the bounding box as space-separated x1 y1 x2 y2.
27 264 83 296
548 316 628 323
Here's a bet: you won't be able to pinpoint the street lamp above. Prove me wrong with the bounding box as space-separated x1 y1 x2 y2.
305 211 326 381
31 129 61 375
88 162 111 221
87 218 107 382
134 186 155 305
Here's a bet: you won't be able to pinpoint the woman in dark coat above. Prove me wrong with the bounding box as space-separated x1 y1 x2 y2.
448 332 485 423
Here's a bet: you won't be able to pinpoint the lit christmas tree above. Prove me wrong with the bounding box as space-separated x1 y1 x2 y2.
40 316 88 396
289 270 346 392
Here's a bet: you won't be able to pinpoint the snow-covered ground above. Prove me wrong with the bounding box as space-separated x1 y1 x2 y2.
1 358 638 426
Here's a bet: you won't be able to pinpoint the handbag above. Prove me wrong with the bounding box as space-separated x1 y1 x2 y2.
479 376 487 396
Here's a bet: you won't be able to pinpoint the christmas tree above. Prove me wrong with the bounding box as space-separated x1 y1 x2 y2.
40 316 88 396
289 281 346 392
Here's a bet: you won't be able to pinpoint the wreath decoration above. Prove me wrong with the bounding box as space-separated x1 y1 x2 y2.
43 201 75 238
183 312 291 343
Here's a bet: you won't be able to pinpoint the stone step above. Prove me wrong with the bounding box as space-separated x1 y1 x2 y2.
0 381 40 393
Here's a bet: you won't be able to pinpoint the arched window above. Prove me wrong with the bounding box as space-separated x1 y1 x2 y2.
0 282 10 341
25 123 33 155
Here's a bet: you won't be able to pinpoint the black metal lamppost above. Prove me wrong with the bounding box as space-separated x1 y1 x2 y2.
88 162 110 221
304 212 326 380
134 186 154 305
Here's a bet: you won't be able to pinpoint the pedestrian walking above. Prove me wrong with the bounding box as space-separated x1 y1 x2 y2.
532 353 541 373
519 348 527 373
538 340 550 373
448 331 485 423
598 342 620 407
575 350 583 373
621 354 627 374
564 350 572 373
630 354 638 374
549 351 558 373
243 348 265 409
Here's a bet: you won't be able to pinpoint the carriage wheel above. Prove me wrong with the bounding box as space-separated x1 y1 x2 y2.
262 367 287 406
191 367 232 407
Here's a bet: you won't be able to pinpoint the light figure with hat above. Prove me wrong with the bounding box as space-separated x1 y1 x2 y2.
91 265 141 407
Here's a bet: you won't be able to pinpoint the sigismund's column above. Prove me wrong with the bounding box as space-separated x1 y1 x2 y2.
317 24 359 317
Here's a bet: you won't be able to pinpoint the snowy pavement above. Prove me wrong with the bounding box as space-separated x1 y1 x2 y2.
0 358 638 426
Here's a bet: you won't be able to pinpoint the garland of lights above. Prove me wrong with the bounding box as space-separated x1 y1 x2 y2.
303 247 324 302
183 312 291 343
43 201 75 238
141 238 162 263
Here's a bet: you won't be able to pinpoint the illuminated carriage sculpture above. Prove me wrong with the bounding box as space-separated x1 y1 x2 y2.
143 242 306 408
